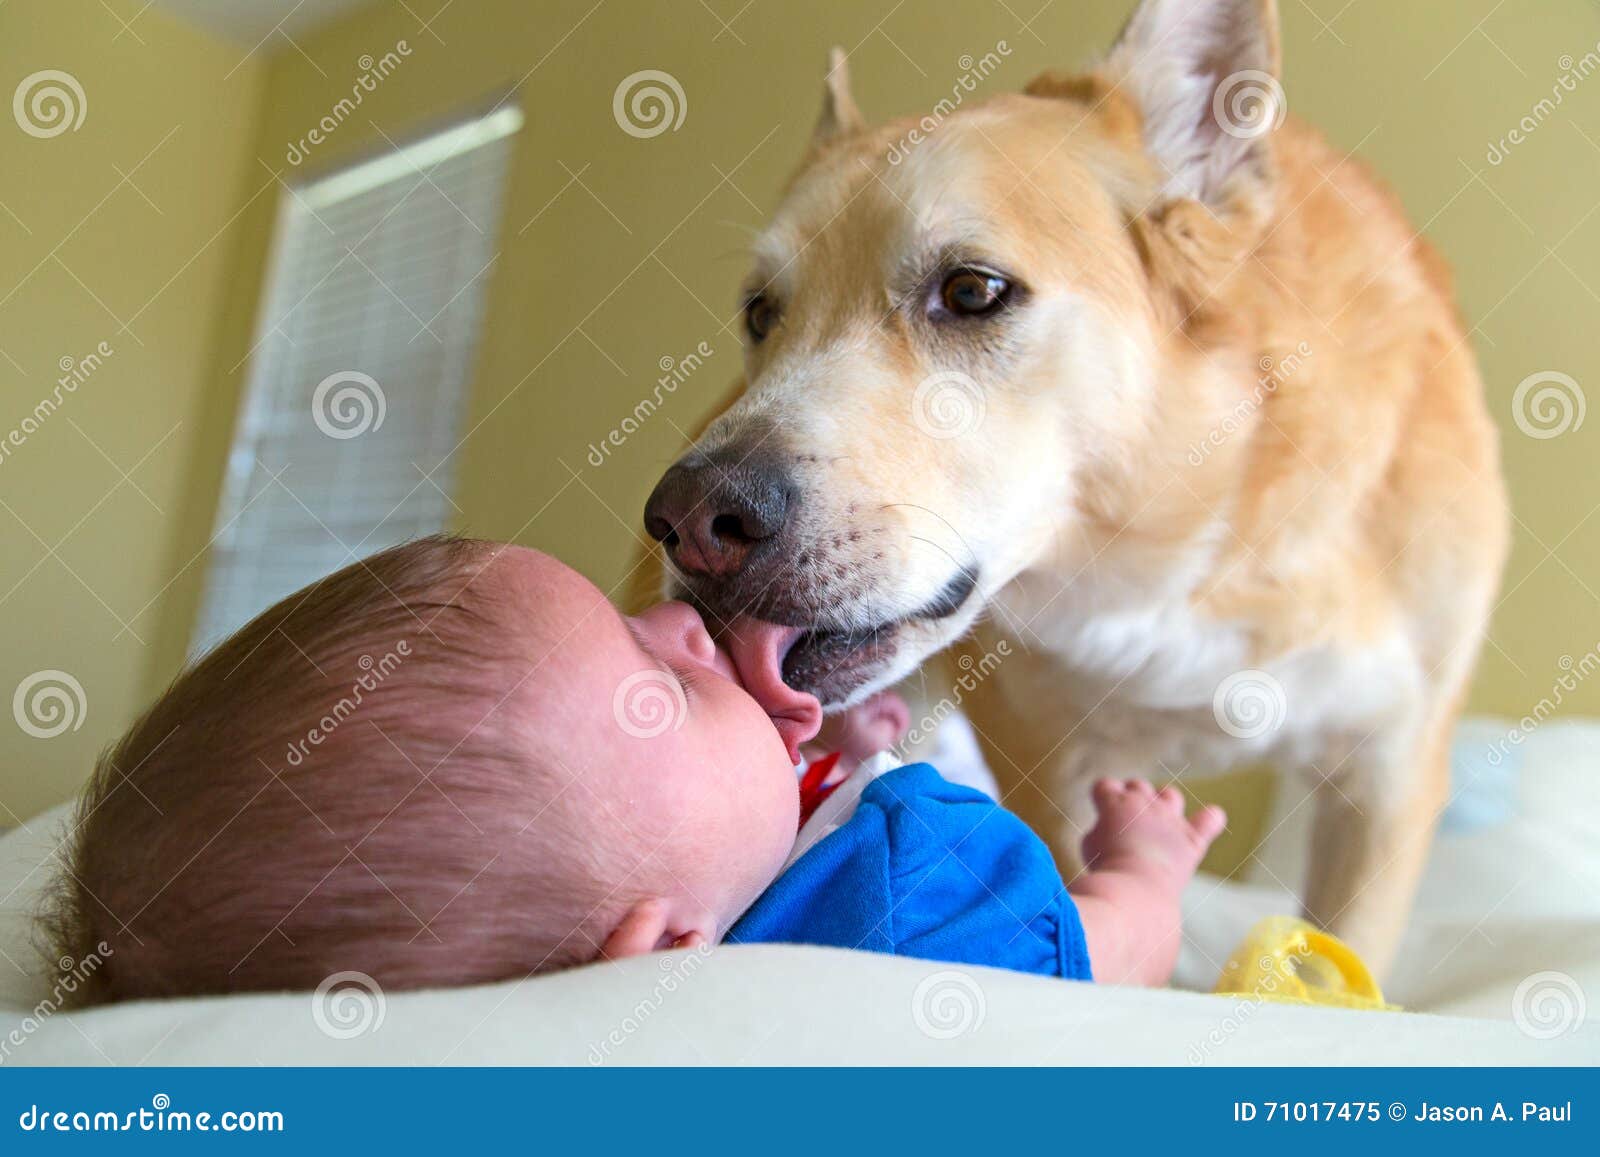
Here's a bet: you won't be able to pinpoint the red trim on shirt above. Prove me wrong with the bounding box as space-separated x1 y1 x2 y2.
797 751 843 830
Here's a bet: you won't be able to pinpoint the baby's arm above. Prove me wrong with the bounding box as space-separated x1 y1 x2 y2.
1067 779 1226 986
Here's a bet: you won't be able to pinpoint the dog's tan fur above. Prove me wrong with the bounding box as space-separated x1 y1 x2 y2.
643 0 1508 973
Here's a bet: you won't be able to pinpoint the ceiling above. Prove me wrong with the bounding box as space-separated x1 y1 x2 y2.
149 0 376 46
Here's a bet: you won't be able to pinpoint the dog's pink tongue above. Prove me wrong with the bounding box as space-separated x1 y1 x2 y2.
725 619 821 764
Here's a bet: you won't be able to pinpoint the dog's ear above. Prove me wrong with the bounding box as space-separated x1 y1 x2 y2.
811 47 865 147
1101 0 1282 212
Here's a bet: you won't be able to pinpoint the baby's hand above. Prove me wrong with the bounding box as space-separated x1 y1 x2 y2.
1081 778 1226 884
1070 779 1227 986
802 690 910 777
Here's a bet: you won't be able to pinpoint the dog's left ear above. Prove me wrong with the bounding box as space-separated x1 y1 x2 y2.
1101 0 1282 213
811 47 865 147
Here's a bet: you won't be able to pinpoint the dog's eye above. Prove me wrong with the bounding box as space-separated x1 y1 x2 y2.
939 269 1010 316
744 295 779 343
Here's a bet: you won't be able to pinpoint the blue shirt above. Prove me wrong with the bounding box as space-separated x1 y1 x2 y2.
728 763 1093 980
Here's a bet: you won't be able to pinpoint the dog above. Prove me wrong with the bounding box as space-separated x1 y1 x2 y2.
639 0 1509 975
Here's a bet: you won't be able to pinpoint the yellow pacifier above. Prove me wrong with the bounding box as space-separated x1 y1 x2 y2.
1213 916 1398 1011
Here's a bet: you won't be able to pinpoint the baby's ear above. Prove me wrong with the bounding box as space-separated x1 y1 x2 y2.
600 899 714 959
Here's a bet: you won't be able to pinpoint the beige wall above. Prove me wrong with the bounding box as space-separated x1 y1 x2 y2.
0 1 265 820
4 0 1598 818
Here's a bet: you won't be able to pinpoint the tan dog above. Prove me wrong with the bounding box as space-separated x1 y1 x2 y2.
640 0 1508 974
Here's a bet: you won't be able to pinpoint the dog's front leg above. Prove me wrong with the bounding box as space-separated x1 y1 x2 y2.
1300 713 1454 978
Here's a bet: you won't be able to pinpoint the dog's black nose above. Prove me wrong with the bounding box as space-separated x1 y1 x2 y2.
644 455 792 577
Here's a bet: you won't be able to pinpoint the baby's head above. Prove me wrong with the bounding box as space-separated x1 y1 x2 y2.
50 537 823 1001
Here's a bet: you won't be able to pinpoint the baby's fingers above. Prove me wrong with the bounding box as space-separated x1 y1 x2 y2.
1091 777 1127 809
1189 804 1227 842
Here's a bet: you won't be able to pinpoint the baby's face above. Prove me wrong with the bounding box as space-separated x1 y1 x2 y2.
493 548 821 928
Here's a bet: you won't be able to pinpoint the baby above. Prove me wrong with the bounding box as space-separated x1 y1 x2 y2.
48 537 1223 1001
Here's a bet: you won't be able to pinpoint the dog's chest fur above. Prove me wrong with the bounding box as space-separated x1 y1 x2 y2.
988 540 1425 785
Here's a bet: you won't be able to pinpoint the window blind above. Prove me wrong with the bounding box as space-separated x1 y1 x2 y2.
191 106 521 654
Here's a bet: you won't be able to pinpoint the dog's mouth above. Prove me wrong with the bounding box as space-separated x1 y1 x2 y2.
724 568 978 707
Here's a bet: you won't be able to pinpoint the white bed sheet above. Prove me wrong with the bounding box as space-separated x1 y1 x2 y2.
2 719 1597 1066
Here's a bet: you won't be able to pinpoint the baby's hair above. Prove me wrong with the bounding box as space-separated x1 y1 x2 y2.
44 536 629 1005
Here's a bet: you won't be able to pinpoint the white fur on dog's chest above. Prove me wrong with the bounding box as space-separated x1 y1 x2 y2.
1036 598 1251 708
995 573 1424 777
999 551 1256 710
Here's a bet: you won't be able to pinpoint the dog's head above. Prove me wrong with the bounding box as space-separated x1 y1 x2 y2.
646 0 1285 706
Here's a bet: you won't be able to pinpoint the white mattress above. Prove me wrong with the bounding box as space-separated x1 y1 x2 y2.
3 719 1597 1065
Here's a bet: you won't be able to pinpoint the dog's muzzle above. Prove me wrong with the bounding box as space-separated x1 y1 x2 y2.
644 443 979 704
